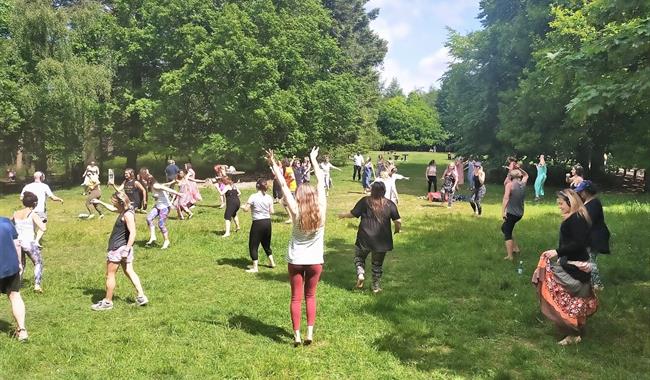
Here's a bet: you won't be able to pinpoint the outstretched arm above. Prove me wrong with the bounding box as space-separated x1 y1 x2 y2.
309 147 327 219
91 199 118 212
32 213 47 243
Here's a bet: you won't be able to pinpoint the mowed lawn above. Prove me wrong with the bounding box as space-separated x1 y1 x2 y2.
0 152 648 379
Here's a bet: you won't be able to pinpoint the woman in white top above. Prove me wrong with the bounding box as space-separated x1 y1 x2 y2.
140 168 180 250
12 192 47 292
319 155 341 196
267 146 326 347
242 179 275 272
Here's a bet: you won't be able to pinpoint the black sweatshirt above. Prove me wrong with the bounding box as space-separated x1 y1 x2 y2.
557 213 591 283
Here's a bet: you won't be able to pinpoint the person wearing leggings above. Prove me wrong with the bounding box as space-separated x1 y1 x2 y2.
267 146 327 347
501 168 528 260
470 163 486 216
13 191 47 293
140 169 180 250
242 179 275 273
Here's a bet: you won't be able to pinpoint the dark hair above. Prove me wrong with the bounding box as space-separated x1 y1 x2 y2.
256 178 268 193
282 158 291 168
124 168 135 179
573 164 584 177
428 160 436 166
222 176 233 185
368 182 387 219
22 191 38 208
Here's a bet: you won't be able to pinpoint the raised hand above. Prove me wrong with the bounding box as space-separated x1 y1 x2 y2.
309 146 319 160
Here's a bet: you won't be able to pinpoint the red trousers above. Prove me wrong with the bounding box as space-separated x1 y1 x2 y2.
288 263 323 330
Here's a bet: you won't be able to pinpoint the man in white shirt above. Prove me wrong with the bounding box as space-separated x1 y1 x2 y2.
352 152 364 181
20 172 64 224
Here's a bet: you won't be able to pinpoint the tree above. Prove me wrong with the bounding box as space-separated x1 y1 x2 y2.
377 92 445 150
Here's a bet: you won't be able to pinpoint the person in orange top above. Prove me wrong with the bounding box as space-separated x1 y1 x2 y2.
283 158 298 194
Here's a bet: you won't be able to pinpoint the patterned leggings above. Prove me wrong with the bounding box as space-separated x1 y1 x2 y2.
589 250 603 287
147 206 169 234
21 242 43 286
354 246 386 290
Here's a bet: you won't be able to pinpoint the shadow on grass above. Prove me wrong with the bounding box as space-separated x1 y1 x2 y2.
80 287 114 303
0 319 13 335
227 314 291 343
256 270 287 283
216 257 249 269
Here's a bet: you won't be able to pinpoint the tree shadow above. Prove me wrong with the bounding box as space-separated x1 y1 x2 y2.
216 257 249 269
227 314 291 343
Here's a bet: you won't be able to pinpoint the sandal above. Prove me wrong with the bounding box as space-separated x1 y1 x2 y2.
14 328 28 342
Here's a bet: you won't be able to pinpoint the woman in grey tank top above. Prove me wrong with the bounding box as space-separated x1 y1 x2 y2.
501 168 529 260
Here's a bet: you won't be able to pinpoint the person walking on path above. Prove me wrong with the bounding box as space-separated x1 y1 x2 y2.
0 217 28 341
267 146 326 347
534 154 547 201
426 160 437 193
469 163 486 216
352 152 364 181
501 168 528 260
339 181 401 293
575 180 611 291
90 192 148 311
531 189 597 346
20 172 64 231
12 192 47 293
441 163 458 208
242 179 276 273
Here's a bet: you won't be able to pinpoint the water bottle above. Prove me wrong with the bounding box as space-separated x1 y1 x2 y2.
517 261 524 275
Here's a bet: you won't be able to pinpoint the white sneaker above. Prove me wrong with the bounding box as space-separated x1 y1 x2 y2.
87 214 95 220
245 268 258 273
161 240 170 249
356 274 365 289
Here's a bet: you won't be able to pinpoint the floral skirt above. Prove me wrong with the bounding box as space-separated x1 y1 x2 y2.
532 254 598 334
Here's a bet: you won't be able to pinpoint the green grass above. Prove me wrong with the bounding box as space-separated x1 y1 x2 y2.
0 152 648 379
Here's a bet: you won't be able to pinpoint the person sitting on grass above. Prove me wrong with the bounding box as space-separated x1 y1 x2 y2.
531 189 597 346
0 216 28 341
339 181 401 294
267 146 326 347
12 191 47 293
90 192 148 311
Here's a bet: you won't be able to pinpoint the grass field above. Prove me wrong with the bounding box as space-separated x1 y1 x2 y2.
0 152 648 379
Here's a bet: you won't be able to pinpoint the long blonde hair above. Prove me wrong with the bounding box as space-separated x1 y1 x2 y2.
295 184 321 232
558 189 591 225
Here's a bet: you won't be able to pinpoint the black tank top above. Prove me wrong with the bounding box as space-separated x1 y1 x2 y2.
108 211 133 251
474 174 483 187
226 188 240 202
124 179 140 203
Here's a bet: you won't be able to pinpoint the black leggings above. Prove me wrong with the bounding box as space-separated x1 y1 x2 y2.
353 165 362 181
427 176 437 193
501 213 522 240
249 219 272 261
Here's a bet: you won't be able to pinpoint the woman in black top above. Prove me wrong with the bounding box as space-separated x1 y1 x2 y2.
218 176 241 237
111 168 147 212
575 180 610 290
90 192 148 311
531 189 598 345
339 181 401 293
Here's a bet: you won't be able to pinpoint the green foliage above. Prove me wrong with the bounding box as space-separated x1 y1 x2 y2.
439 0 650 178
378 92 445 150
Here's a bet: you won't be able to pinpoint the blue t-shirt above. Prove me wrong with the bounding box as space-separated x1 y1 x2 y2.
165 164 180 180
0 217 19 279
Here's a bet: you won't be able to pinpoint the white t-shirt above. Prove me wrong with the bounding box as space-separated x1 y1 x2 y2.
374 177 397 203
247 192 273 221
21 182 53 213
354 155 364 166
287 224 325 265
320 162 333 175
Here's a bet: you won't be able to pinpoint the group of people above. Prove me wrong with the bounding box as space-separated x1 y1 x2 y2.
0 151 612 348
